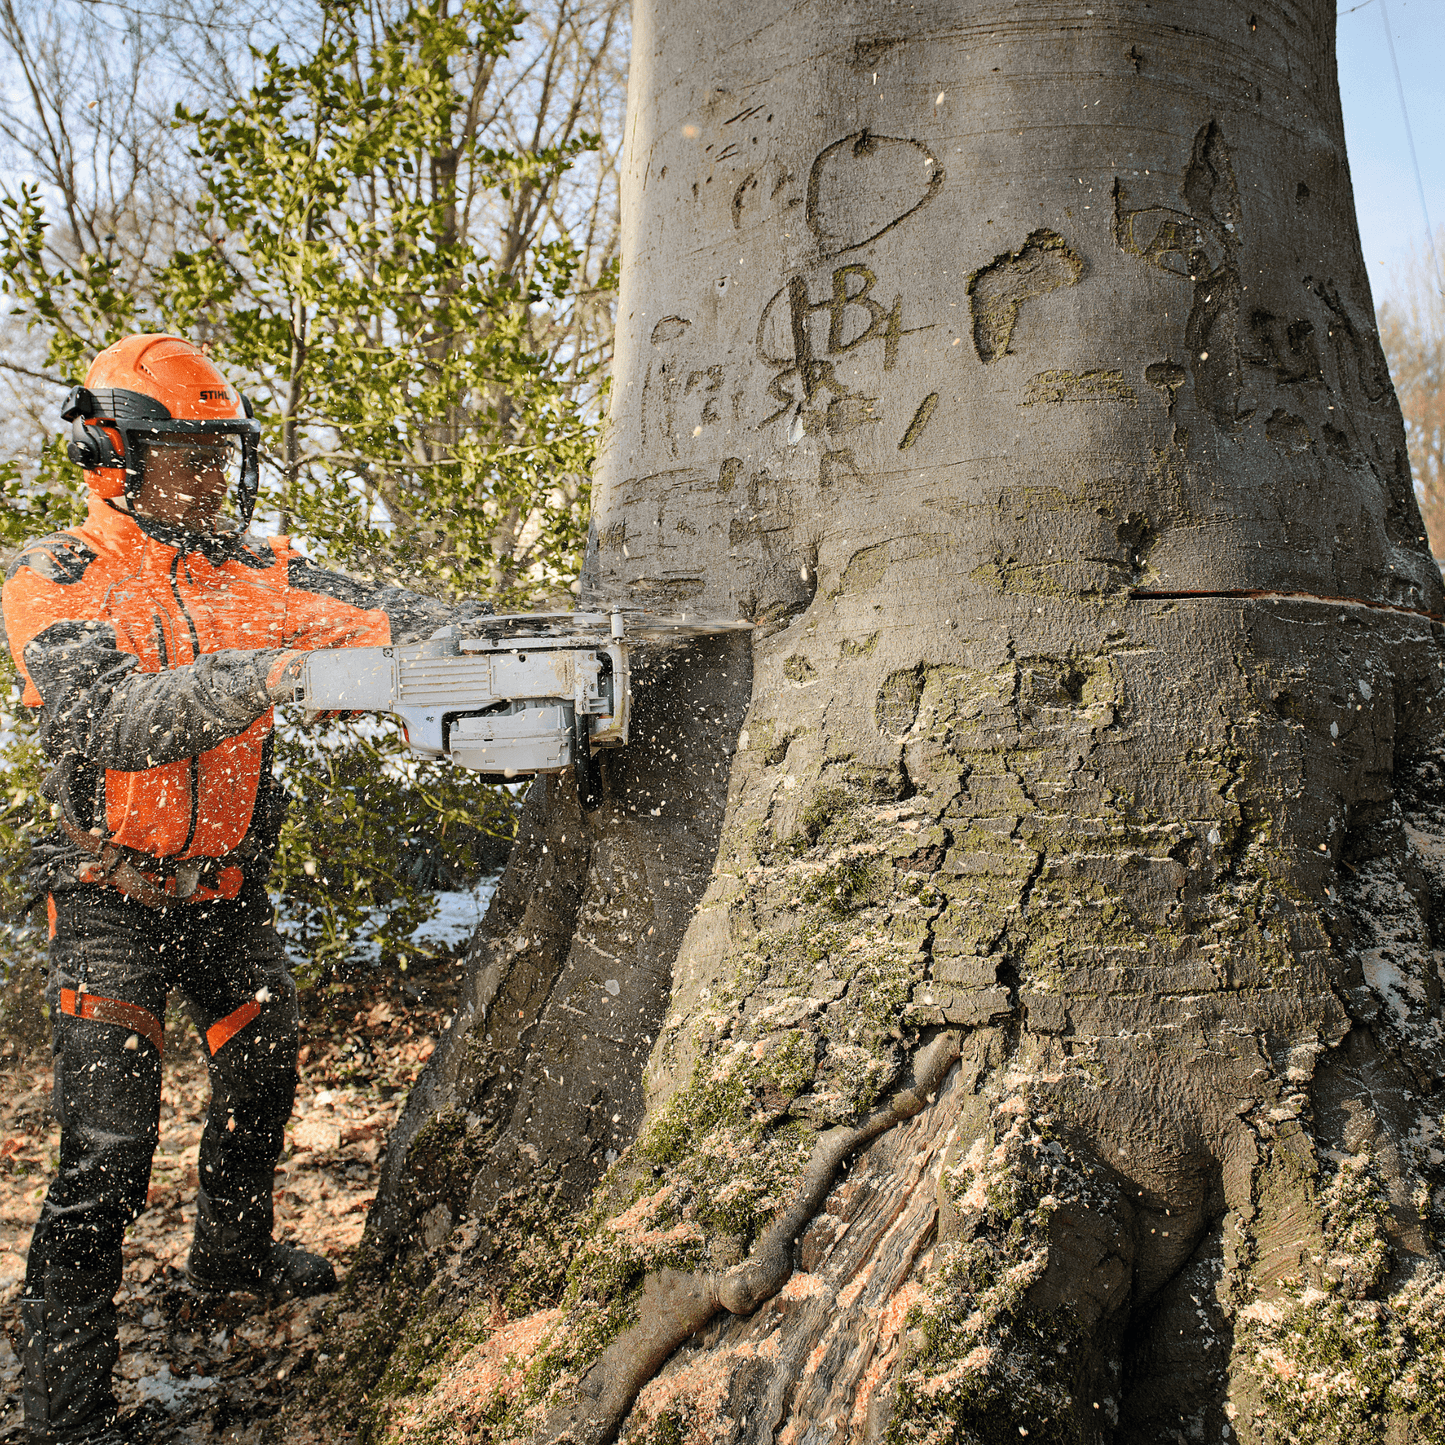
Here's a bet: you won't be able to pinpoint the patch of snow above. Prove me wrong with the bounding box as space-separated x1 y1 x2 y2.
1361 949 1417 1028
270 873 500 968
136 1362 220 1411
410 876 501 952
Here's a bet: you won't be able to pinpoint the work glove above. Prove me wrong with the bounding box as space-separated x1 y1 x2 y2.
265 650 307 704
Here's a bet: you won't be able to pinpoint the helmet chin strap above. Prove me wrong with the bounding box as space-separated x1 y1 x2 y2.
237 448 259 530
237 393 259 529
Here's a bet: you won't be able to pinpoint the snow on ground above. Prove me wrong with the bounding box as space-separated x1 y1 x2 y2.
270 873 500 970
410 877 501 952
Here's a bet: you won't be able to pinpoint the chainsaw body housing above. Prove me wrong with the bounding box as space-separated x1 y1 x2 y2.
296 619 630 778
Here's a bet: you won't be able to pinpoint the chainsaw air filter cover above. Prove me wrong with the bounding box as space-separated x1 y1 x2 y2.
447 702 574 776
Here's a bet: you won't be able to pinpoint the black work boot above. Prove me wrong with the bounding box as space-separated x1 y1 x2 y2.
185 1239 336 1302
186 1184 335 1302
20 1295 121 1444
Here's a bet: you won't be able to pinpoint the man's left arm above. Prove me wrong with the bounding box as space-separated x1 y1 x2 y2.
283 553 489 647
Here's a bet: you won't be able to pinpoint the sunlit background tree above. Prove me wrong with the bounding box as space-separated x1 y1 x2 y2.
1380 235 1445 563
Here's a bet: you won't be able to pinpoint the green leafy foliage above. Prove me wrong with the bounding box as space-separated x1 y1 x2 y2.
269 719 517 979
0 653 52 1045
156 0 598 601
0 447 87 553
0 0 607 987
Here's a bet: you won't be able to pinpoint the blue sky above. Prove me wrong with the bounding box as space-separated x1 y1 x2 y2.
1338 0 1444 298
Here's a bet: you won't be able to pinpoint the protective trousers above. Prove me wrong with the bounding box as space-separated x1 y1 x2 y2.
21 881 298 1443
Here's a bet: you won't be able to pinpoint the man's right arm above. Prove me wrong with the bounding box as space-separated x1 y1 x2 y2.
20 618 287 772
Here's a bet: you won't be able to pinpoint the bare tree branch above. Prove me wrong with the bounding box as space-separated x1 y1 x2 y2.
0 358 70 386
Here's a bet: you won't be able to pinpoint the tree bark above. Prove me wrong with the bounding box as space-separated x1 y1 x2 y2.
357 3 1445 1442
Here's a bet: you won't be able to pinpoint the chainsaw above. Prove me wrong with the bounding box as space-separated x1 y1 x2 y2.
290 609 752 803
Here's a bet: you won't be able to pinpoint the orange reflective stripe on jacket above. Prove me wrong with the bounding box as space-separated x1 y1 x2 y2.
2 494 391 863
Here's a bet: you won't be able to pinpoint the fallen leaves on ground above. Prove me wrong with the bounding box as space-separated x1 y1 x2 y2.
0 955 461 1444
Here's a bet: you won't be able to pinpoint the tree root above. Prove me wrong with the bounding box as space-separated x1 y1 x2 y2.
537 1028 963 1445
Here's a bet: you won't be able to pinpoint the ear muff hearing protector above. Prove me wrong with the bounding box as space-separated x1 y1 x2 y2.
61 387 125 471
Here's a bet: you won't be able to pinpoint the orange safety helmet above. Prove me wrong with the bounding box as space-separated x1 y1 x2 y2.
61 334 263 525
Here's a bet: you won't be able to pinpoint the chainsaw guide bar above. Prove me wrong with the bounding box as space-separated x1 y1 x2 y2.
445 610 754 644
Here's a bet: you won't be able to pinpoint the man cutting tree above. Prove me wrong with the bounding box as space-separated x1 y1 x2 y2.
2 333 481 1444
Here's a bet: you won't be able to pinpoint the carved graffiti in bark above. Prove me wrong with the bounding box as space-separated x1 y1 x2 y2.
1114 120 1249 424
758 264 928 428
806 129 943 254
966 229 1084 364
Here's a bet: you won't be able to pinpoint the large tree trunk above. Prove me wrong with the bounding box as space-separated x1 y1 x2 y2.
349 3 1445 1441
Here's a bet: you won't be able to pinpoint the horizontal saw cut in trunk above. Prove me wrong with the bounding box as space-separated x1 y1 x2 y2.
353 3 1445 1443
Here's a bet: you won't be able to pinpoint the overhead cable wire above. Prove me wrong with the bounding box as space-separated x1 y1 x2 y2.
1375 0 1443 291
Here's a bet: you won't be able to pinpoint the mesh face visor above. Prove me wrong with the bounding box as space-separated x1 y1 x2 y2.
123 419 262 527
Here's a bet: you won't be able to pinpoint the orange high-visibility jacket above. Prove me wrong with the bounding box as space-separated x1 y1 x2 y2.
4 495 450 891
